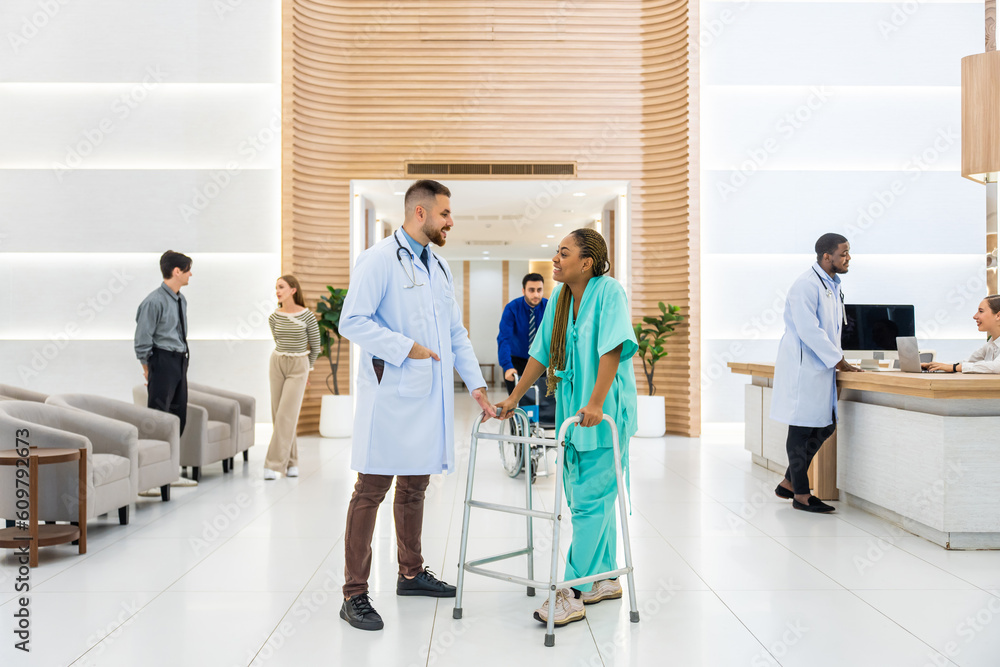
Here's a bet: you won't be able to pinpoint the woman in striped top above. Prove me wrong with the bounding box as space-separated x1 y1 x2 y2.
264 274 321 480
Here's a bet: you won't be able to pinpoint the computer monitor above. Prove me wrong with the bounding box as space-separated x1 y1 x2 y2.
841 304 916 353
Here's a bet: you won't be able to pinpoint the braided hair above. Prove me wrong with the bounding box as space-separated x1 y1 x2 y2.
546 228 611 396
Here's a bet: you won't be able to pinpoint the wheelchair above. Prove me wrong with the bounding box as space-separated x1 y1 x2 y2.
497 374 556 483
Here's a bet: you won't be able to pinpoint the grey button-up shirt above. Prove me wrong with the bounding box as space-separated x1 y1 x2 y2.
134 283 188 362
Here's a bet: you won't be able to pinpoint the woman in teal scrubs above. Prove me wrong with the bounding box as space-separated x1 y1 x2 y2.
496 227 638 626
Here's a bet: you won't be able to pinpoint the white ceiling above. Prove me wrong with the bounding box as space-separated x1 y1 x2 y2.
353 179 628 261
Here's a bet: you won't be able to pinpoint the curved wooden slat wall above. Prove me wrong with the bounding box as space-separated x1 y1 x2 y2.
285 0 699 436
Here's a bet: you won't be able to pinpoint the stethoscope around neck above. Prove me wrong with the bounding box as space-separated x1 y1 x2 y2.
812 267 847 325
394 229 447 289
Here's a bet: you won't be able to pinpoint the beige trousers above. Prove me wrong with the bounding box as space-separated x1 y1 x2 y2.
265 353 309 472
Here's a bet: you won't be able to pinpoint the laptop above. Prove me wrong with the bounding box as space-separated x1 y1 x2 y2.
896 336 937 372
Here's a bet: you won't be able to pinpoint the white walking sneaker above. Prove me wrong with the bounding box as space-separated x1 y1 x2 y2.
580 579 622 605
263 469 277 480
285 466 299 478
533 588 585 626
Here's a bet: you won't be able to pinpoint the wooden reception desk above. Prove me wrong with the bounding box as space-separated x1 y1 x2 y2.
729 362 1000 549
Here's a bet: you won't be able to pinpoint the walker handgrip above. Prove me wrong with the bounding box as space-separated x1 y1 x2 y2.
555 414 617 445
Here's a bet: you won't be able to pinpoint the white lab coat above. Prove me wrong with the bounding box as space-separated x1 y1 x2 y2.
770 263 845 428
339 232 487 475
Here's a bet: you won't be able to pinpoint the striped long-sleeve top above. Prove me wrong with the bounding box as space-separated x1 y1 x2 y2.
268 310 321 369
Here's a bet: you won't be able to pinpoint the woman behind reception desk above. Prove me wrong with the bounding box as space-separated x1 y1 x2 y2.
924 295 1000 373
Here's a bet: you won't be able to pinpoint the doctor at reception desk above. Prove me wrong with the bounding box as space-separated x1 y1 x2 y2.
770 233 862 515
731 292 1000 550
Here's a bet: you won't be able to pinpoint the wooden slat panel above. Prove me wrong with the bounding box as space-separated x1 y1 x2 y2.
288 0 697 436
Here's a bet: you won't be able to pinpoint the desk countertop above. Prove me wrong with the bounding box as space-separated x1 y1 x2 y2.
727 362 1000 399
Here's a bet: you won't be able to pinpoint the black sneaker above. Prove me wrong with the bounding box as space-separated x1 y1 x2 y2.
396 569 456 598
340 593 384 631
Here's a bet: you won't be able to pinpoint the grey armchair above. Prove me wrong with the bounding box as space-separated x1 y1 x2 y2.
0 401 137 526
0 384 48 402
188 382 255 467
132 386 233 481
47 394 179 501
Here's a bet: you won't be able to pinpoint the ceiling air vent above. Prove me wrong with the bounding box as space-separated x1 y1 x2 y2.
406 162 577 178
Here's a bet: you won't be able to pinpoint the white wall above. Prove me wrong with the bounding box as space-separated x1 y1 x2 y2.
468 262 505 378
0 1 281 419
700 0 987 422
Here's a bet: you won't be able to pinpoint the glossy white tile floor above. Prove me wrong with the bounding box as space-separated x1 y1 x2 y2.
3 392 1000 666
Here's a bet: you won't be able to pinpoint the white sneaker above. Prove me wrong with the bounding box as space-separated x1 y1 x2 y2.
533 588 585 626
580 579 622 605
263 469 277 480
286 466 299 478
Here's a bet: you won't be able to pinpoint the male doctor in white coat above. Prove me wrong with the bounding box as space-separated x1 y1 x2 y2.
771 233 862 514
338 179 494 631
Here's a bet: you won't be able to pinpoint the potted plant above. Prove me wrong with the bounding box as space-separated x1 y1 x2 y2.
316 286 351 438
633 302 684 437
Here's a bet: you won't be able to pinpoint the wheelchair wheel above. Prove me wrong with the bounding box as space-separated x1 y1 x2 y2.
498 417 524 478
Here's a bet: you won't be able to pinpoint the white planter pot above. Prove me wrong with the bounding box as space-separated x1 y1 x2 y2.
635 394 666 438
319 394 353 438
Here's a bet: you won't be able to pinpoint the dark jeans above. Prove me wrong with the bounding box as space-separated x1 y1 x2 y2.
343 473 430 598
504 355 529 395
784 418 836 496
147 347 188 435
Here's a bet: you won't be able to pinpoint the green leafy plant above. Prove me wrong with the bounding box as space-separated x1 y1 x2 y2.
633 302 684 396
316 286 348 395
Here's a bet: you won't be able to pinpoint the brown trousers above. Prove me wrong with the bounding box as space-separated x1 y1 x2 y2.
343 472 431 598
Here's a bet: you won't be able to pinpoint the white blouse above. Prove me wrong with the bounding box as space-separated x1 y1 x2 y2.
962 339 1000 374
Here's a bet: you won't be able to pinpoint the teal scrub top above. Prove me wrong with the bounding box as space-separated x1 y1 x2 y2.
528 276 638 451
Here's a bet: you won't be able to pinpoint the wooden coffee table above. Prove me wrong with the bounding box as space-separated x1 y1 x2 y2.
0 447 87 567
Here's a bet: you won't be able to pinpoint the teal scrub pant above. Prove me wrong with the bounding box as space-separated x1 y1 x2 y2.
562 444 624 592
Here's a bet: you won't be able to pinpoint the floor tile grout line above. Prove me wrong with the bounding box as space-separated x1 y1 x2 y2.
798 512 997 595
64 467 308 666
704 588 787 667
21 469 249 592
60 589 167 667
838 586 963 667
582 615 609 667
698 447 966 666
243 532 347 667
704 440 995 598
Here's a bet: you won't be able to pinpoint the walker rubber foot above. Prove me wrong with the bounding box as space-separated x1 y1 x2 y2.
630 611 640 623
453 608 463 619
544 634 555 647
527 587 536 597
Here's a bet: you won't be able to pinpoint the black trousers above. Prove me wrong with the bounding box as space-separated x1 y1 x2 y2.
504 355 529 395
784 417 836 496
147 347 188 435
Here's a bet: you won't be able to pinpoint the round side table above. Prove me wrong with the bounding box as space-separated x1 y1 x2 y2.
0 447 87 567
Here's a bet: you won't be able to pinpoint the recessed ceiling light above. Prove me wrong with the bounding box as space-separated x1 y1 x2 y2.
546 235 554 238
541 244 549 248
393 191 405 195
573 192 586 197
482 251 490 254
554 224 563 228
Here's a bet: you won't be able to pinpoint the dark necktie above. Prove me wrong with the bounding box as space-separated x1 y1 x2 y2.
178 297 187 351
419 247 429 271
528 306 536 346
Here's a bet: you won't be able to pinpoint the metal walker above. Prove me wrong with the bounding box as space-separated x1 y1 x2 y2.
453 409 640 647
